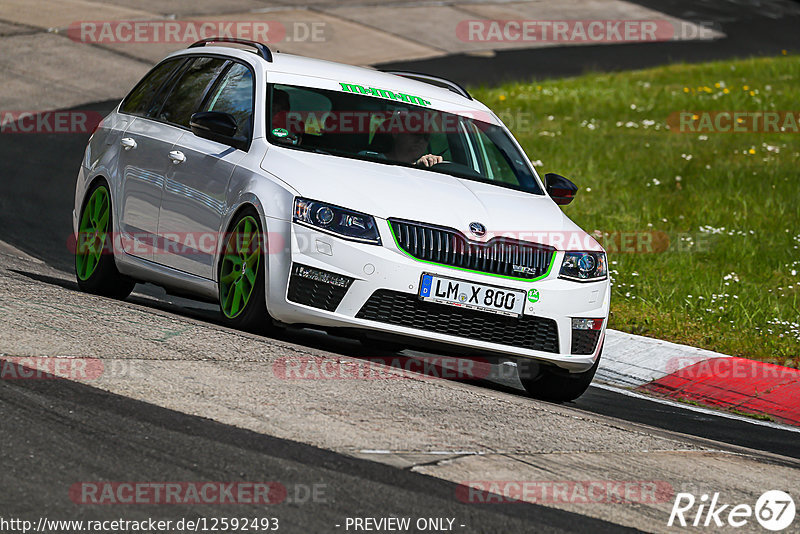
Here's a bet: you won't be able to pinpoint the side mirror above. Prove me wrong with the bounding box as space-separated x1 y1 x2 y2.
545 173 578 205
190 111 242 149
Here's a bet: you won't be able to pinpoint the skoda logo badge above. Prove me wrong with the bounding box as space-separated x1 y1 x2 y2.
469 222 486 237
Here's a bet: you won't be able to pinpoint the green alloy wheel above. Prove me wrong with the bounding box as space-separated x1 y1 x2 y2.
218 210 269 332
75 182 135 299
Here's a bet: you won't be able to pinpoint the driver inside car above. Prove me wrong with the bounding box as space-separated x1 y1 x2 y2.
368 110 444 167
385 131 443 167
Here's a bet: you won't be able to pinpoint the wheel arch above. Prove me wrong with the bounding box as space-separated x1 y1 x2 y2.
214 195 268 284
80 174 111 206
77 175 116 233
77 172 118 232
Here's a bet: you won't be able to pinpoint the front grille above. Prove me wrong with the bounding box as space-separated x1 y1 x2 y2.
389 219 555 279
356 290 560 353
571 329 601 355
287 264 353 312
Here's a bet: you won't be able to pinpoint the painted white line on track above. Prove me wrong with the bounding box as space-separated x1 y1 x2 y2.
591 382 800 433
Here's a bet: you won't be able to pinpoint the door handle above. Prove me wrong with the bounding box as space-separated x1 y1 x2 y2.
168 150 186 164
120 137 137 150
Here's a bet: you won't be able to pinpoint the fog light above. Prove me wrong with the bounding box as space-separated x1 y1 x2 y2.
293 264 352 288
572 318 604 330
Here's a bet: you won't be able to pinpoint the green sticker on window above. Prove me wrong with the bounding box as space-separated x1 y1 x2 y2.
272 127 289 138
527 289 540 303
339 82 431 107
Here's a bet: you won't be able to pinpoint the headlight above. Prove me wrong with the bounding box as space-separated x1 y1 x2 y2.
293 198 381 244
559 251 607 281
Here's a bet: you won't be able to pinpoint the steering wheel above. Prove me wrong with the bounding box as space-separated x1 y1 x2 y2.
428 160 482 177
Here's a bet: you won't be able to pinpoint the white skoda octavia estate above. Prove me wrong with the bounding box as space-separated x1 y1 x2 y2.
73 38 609 401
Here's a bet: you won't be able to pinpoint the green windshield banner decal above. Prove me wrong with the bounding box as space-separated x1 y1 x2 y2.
339 82 431 107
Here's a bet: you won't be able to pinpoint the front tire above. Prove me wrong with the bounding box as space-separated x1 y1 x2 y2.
520 346 602 402
218 208 269 333
74 181 135 299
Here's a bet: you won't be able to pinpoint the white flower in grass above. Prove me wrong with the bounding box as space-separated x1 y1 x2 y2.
723 272 740 282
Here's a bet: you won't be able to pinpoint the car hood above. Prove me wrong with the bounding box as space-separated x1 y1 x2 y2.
262 148 600 251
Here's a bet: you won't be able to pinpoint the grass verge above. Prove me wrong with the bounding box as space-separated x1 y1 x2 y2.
472 54 799 365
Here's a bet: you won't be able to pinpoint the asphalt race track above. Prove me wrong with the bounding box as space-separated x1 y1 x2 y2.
2 101 799 453
1 102 798 532
1 372 626 532
376 0 800 84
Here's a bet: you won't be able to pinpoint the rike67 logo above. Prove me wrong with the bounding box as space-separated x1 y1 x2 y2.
669 490 796 531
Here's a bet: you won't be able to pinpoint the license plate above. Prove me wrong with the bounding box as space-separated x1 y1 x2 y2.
418 273 526 317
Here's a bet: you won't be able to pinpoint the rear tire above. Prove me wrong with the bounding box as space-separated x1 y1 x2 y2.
74 181 135 299
520 346 602 402
218 208 270 333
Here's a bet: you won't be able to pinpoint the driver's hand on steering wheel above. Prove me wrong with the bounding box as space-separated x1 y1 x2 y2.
415 154 443 167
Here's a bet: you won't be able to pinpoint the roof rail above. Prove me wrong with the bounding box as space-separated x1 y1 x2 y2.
188 37 273 62
382 70 472 100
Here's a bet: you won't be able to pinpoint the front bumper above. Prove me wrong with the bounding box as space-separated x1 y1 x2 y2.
263 217 610 373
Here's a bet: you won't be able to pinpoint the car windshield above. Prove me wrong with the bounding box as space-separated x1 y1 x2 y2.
267 83 544 195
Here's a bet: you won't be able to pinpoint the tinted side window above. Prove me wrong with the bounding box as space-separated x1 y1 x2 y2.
120 59 183 116
202 63 254 143
156 57 228 128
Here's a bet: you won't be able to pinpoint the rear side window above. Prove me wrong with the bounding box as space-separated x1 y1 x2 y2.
156 57 228 128
120 58 184 116
202 62 254 143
